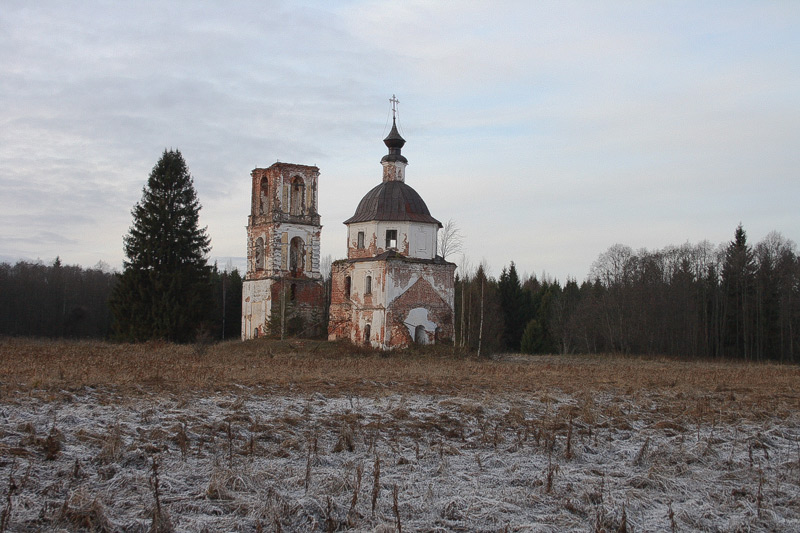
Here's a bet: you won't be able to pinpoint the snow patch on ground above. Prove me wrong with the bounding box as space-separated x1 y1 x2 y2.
1 387 799 531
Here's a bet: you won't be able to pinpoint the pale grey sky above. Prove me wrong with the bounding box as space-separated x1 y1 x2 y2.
2 1 798 281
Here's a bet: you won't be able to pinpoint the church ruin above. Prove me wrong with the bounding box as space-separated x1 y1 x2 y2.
241 163 325 339
242 98 455 348
327 101 456 348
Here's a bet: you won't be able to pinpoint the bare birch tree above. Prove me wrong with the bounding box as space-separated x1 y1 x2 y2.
438 218 464 260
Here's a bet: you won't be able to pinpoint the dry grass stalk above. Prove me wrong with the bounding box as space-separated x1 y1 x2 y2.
58 489 114 533
565 419 573 460
303 435 315 493
324 496 337 533
667 501 676 532
757 467 764 517
97 425 123 464
44 424 62 460
148 456 173 533
0 465 16 533
371 454 381 516
347 463 363 526
175 423 189 459
333 422 355 453
545 454 559 494
392 484 401 533
633 437 650 466
226 422 234 468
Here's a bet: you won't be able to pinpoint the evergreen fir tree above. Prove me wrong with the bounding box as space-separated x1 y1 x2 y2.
110 149 212 342
721 224 756 359
498 262 526 351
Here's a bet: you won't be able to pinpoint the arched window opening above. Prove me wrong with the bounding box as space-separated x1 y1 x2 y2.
414 325 428 345
290 283 297 301
255 237 265 270
365 275 372 295
357 231 365 249
344 276 351 299
290 176 305 216
259 176 269 215
289 236 305 276
364 324 371 344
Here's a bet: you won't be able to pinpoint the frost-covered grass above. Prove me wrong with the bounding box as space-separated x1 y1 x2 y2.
0 338 799 531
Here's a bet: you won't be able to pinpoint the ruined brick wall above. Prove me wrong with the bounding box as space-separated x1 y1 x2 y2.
327 255 455 349
385 260 456 348
327 261 353 341
269 278 325 337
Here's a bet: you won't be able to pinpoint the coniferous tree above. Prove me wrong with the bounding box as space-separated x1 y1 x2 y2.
721 224 756 359
110 149 211 342
498 262 526 351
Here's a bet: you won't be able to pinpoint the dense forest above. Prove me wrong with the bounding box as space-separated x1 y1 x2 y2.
0 259 242 341
2 224 798 361
455 225 800 362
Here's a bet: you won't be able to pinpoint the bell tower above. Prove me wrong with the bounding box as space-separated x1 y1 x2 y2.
242 162 324 339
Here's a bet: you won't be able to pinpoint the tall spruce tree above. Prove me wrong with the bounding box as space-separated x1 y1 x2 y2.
499 262 526 351
721 224 756 359
111 149 212 342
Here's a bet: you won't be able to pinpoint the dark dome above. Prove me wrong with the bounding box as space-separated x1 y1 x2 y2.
381 119 407 164
343 181 442 227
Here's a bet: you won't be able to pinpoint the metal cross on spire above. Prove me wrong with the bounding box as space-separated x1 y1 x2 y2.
390 94 399 119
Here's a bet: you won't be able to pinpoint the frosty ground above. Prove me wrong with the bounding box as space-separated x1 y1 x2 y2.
1 340 799 531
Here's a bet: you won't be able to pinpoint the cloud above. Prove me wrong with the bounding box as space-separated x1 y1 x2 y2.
1 1 798 281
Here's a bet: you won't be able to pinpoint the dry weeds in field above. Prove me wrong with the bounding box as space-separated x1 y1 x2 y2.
2 337 799 429
2 337 798 397
1 338 799 530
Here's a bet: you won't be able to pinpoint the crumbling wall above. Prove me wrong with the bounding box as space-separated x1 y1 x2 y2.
328 256 455 349
385 263 455 348
328 261 354 341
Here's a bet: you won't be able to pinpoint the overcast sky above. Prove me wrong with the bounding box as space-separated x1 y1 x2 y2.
2 1 798 281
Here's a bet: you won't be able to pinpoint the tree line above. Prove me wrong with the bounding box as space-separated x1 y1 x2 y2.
453 225 800 361
0 258 242 341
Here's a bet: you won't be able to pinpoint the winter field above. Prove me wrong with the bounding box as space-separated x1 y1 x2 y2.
1 339 799 532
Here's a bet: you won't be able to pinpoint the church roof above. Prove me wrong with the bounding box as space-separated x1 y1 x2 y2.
340 249 454 265
343 180 442 227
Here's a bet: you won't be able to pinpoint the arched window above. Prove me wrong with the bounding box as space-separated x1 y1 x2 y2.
289 236 305 276
255 237 265 270
290 176 305 216
365 275 372 294
357 231 365 249
259 176 269 215
364 324 371 344
344 276 351 299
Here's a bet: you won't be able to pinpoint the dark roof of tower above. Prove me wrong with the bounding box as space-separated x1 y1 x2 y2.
343 180 442 227
381 119 408 164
